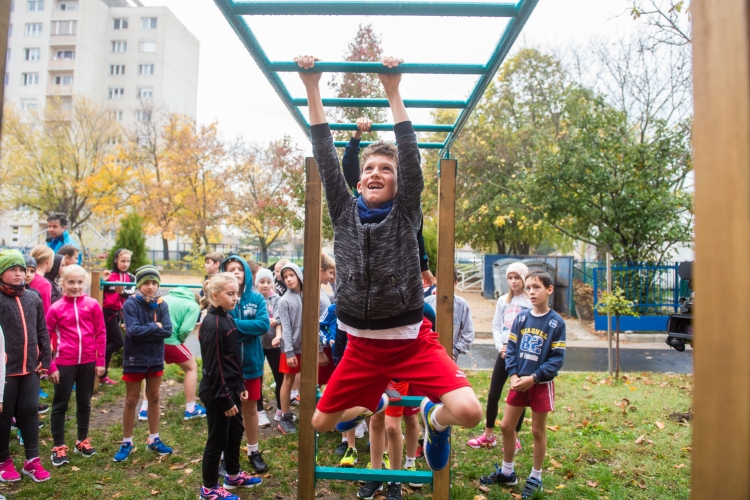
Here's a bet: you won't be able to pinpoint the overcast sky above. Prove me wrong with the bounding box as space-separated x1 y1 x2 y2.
141 0 639 152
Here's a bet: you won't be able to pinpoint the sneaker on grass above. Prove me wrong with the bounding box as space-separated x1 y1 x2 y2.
355 420 368 439
405 464 423 488
339 447 358 467
138 409 148 421
479 463 518 486
200 484 239 500
184 404 207 420
419 399 451 471
0 458 20 482
522 476 543 499
21 457 50 482
386 481 402 500
38 404 50 414
334 441 349 456
248 451 268 473
147 437 173 456
467 432 497 449
99 376 119 386
113 442 134 462
223 471 262 489
335 394 388 433
357 481 383 500
50 445 69 467
75 438 96 457
277 413 296 435
257 410 271 428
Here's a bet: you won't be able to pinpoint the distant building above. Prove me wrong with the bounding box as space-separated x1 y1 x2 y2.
5 0 199 127
0 208 47 248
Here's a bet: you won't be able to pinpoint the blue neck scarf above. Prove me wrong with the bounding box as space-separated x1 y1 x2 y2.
357 196 393 224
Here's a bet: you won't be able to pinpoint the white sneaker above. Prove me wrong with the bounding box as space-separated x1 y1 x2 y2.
258 410 271 428
274 410 283 422
355 420 368 439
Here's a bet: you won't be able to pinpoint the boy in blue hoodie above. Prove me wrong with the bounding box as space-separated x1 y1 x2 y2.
480 271 566 499
220 256 270 474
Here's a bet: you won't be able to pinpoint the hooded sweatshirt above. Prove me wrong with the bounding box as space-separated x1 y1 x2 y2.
425 293 476 358
220 256 270 380
276 263 320 357
0 287 52 376
46 295 106 373
121 294 172 371
162 288 200 346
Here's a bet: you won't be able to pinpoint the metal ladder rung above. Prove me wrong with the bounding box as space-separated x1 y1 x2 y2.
315 466 434 483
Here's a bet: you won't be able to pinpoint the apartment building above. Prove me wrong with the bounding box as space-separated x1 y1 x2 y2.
4 0 199 126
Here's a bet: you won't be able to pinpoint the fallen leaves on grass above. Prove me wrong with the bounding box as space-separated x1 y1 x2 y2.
674 464 686 469
151 490 160 496
582 385 591 391
184 468 193 475
170 463 187 470
556 484 567 489
190 457 203 463
549 458 563 469
473 496 487 500
614 398 630 408
70 466 80 471
546 425 560 431
635 435 645 444
148 473 159 479
636 479 647 489
655 421 666 429
587 480 598 488
477 484 490 493
101 409 109 413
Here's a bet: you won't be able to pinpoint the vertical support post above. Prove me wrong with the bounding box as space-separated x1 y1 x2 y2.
0 0 10 137
90 271 103 308
605 253 612 376
298 157 322 500
434 158 457 500
692 0 750 497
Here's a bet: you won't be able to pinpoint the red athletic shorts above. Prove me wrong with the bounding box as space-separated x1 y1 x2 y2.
244 377 262 401
385 381 419 418
122 368 164 383
164 344 193 364
317 318 472 414
506 382 555 413
279 348 335 386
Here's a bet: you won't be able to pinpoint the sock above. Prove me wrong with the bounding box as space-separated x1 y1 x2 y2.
341 436 348 443
148 433 159 443
227 472 240 480
186 401 196 413
502 461 514 476
123 437 133 444
291 390 299 399
404 456 416 468
530 468 542 481
429 405 448 432
247 443 258 454
140 400 148 412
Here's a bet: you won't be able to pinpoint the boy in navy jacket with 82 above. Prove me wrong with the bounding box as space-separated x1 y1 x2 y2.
480 270 566 499
115 265 174 463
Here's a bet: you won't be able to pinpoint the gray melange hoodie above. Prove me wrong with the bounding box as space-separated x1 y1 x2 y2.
275 263 321 357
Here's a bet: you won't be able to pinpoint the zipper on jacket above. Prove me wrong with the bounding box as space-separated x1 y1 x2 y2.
364 228 372 321
391 276 406 306
74 297 83 364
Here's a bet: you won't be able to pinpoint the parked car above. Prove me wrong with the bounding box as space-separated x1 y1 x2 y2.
666 261 693 352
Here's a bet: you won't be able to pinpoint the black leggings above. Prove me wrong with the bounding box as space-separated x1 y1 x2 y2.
0 374 40 460
201 390 244 489
257 348 284 412
103 308 124 377
51 362 96 446
486 353 525 432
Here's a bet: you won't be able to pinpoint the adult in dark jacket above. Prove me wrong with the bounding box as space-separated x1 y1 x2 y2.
113 265 173 463
0 250 52 482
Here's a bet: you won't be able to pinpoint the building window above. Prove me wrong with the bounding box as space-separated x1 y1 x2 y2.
138 63 154 75
110 110 123 122
138 40 156 53
54 74 72 85
27 1 43 11
10 2 13 12
54 49 74 60
4 73 9 86
20 98 37 111
108 87 124 99
8 24 12 37
137 86 153 99
141 17 157 29
5 49 9 61
113 18 128 30
51 20 77 35
59 2 76 10
21 72 39 85
24 48 40 60
111 40 127 53
135 109 151 122
25 23 42 36
109 64 125 76
107 135 121 145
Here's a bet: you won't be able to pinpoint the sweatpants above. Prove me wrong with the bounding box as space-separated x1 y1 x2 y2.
486 353 525 432
0 374 40 461
51 362 96 446
103 308 124 377
201 390 244 489
256 348 284 412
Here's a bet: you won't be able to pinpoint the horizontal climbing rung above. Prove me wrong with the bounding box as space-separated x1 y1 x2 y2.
315 394 426 408
271 61 487 75
99 281 202 289
333 141 445 149
233 1 518 18
292 98 467 109
315 466 433 483
329 123 453 133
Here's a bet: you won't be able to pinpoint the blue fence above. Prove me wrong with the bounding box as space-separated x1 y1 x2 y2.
592 264 683 332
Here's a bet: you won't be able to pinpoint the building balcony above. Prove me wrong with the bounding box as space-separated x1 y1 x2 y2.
51 9 79 20
48 58 75 71
49 34 77 46
47 84 73 96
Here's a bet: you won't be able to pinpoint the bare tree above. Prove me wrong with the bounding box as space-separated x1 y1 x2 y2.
628 0 691 48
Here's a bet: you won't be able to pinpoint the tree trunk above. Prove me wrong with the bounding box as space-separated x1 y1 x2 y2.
615 315 621 379
202 233 210 251
495 238 506 255
259 238 269 265
162 236 169 261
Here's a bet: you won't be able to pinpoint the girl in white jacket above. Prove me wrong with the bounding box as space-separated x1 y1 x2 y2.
467 262 531 451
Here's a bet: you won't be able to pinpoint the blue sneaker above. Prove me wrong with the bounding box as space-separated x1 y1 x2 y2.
147 437 173 456
39 388 48 399
335 394 388 432
480 463 518 486
223 471 262 489
522 476 543 499
419 399 451 471
200 484 239 499
184 404 207 420
138 409 148 421
113 442 134 462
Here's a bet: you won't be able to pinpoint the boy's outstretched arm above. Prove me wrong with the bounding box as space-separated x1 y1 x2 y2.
378 57 409 124
296 55 326 125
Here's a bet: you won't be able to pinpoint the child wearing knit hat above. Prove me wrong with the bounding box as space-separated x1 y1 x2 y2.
0 250 52 482
467 261 531 452
114 265 174 463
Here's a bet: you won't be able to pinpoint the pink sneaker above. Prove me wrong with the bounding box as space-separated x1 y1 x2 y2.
100 376 119 386
502 438 522 455
0 458 20 482
467 433 497 449
22 457 50 482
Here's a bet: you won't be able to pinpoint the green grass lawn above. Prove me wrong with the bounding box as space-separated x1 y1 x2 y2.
0 368 692 499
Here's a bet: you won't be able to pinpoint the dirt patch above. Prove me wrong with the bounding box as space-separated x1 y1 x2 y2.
457 290 497 335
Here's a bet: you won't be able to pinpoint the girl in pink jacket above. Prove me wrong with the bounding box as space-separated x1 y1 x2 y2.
45 265 106 467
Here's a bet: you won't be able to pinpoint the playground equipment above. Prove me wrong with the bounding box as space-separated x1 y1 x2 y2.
212 1 539 498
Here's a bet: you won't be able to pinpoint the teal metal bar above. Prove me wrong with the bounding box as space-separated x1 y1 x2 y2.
100 282 203 289
233 1 518 17
334 141 445 149
314 394 424 407
291 98 467 108
315 466 433 483
271 61 487 75
330 123 453 132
